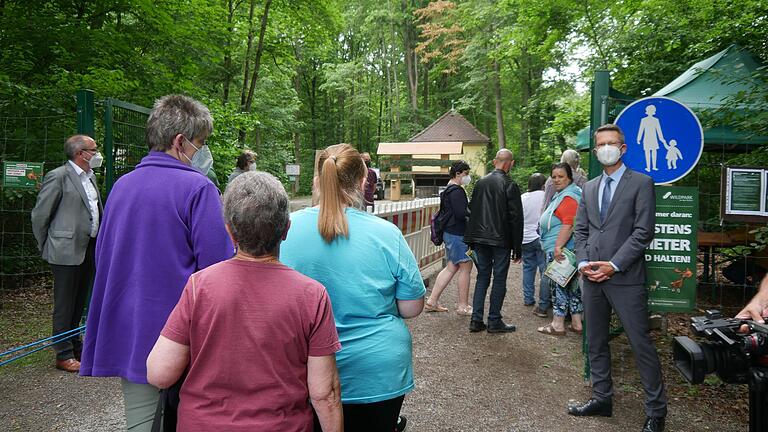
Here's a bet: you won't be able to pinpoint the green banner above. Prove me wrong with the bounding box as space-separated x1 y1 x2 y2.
646 186 698 312
3 161 44 189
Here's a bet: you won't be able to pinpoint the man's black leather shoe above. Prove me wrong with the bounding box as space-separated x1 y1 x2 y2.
487 320 516 333
642 416 665 432
469 320 487 333
567 398 612 417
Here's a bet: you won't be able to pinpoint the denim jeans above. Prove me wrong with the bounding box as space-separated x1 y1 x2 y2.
544 251 583 317
521 240 548 308
471 244 512 324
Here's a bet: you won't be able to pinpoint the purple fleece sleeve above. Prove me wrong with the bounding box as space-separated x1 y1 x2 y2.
188 183 234 270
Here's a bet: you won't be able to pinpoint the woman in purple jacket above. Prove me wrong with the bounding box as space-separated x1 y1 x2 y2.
79 95 234 431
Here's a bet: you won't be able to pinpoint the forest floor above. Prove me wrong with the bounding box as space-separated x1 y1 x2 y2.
0 261 750 431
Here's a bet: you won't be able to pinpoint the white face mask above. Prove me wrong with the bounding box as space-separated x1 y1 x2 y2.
461 174 472 186
182 137 214 175
249 163 258 172
596 145 622 166
88 152 104 169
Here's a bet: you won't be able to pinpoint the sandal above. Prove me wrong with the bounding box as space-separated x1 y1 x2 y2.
568 324 583 335
537 324 566 336
456 305 472 316
424 301 448 312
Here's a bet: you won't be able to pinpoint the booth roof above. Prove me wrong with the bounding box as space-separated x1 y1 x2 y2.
409 110 491 144
377 141 464 155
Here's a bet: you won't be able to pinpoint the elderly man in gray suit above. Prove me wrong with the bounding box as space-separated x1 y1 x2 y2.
568 124 667 432
31 135 103 373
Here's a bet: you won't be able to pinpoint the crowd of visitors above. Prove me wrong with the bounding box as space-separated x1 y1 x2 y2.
33 91 674 431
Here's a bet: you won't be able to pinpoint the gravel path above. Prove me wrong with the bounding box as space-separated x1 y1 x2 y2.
0 262 748 431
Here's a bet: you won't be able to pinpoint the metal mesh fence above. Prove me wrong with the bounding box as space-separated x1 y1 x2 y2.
1 112 75 295
103 99 151 197
0 96 150 309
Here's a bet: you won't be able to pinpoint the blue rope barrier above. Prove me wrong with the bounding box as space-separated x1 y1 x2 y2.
0 326 85 367
0 326 85 358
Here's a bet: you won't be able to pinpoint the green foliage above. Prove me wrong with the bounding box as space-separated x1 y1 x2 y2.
0 0 766 202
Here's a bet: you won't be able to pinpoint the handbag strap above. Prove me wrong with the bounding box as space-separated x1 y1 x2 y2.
150 274 198 432
150 389 165 432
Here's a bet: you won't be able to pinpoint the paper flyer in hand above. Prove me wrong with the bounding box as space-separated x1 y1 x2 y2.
544 248 577 287
465 248 479 266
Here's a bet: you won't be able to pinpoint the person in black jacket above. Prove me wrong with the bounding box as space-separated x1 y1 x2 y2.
464 149 524 333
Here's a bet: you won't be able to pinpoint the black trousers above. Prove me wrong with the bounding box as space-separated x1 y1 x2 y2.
314 395 405 432
582 279 668 418
50 238 96 360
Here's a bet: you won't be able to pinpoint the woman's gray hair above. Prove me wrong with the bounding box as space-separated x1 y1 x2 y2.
145 95 213 152
223 171 290 256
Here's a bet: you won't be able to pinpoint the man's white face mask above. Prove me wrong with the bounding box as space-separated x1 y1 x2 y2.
596 144 622 166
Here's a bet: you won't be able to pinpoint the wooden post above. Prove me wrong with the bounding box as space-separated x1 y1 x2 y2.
440 153 449 174
391 155 401 201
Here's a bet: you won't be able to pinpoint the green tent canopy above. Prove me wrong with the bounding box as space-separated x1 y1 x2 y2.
575 44 768 150
653 44 768 147
575 126 590 150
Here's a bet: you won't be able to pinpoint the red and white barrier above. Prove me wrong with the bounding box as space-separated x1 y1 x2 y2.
372 198 445 271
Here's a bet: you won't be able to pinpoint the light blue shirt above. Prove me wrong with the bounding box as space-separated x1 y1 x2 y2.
578 163 627 272
281 207 426 403
597 162 627 213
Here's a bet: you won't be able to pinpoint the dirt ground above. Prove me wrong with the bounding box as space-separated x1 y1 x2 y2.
0 262 750 431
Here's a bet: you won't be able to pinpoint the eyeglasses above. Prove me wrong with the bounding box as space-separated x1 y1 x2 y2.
81 147 99 154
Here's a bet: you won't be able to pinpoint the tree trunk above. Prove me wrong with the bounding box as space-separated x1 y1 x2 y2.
377 84 384 143
339 94 345 144
389 10 400 137
384 42 392 137
240 0 257 110
529 64 544 152
422 62 429 114
293 58 301 194
492 59 506 149
519 82 530 162
310 74 317 150
222 0 238 104
243 0 273 113
402 0 418 112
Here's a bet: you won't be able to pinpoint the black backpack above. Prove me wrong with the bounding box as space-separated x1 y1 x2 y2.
430 185 459 246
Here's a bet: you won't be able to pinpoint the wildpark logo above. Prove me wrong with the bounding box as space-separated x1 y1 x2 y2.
662 191 693 202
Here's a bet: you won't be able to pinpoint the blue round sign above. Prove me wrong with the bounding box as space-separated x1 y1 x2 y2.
615 97 703 184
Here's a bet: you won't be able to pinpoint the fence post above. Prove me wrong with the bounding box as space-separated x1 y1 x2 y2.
76 89 95 137
589 71 610 179
103 99 115 197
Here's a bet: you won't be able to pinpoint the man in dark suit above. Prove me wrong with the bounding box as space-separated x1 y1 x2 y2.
464 148 523 333
31 135 103 372
569 124 667 432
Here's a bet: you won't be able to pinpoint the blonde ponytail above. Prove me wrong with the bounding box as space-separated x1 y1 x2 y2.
316 144 367 243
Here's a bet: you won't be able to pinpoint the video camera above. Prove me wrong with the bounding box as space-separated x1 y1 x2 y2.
673 310 768 432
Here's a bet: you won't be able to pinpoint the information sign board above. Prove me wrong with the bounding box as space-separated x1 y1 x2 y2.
285 164 301 176
3 161 44 189
723 167 768 220
646 186 698 312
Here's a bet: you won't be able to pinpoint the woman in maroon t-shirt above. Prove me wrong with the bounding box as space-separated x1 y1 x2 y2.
147 172 343 432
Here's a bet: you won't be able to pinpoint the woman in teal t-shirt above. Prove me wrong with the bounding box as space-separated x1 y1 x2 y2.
281 144 425 432
537 162 583 337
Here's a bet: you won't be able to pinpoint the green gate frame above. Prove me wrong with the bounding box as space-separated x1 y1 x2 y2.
76 89 151 198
